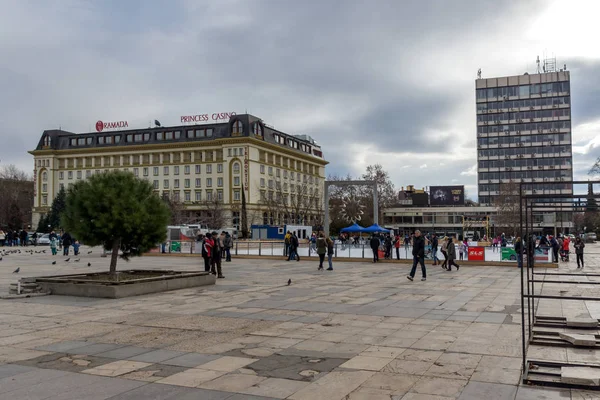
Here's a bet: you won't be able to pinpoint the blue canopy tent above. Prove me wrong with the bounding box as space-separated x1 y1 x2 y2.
362 224 391 234
340 223 365 233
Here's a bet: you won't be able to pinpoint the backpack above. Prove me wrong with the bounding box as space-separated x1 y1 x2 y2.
201 239 208 257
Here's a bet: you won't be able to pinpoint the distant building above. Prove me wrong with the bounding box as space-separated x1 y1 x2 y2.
475 70 573 205
475 69 574 233
29 114 328 230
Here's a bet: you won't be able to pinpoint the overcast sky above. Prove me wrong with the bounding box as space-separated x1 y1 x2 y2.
1 0 599 199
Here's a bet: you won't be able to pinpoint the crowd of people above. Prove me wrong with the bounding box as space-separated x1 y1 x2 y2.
198 231 233 279
0 229 36 247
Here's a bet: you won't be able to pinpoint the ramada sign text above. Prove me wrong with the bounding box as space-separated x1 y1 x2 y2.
180 112 236 123
96 120 128 132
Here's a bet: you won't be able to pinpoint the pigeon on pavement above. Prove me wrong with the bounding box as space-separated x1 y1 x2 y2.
87 262 91 267
74 259 80 262
52 261 56 265
65 258 70 262
287 279 292 286
88 251 92 254
13 267 20 273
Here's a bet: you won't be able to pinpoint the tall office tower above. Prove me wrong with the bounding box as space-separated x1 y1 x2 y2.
476 69 573 209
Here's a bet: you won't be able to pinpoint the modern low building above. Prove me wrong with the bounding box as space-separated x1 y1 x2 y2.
29 114 328 231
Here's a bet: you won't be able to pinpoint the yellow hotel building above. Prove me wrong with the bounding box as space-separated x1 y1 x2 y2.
29 114 328 231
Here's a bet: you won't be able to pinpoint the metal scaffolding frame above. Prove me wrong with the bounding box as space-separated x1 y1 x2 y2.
520 180 600 389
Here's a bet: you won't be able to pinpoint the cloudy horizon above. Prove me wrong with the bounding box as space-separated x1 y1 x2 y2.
2 0 599 199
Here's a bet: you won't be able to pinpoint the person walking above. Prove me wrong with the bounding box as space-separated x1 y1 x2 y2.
6 230 12 247
562 235 570 261
316 232 327 271
514 236 523 269
284 231 291 258
288 232 300 261
394 235 401 260
32 231 38 246
458 240 465 261
210 231 224 278
550 236 559 263
224 232 233 262
202 232 214 272
370 234 380 263
62 232 72 256
50 235 58 256
574 237 585 269
326 236 334 270
446 237 460 271
20 230 28 247
440 237 449 270
431 233 439 266
407 230 426 281
0 229 5 247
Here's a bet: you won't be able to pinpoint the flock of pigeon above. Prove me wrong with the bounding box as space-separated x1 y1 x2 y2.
1 248 93 273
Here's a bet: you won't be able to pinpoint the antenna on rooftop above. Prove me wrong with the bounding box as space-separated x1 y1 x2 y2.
536 56 541 74
477 68 482 79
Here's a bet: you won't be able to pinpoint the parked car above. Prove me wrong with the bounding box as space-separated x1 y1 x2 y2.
37 234 51 245
585 233 597 243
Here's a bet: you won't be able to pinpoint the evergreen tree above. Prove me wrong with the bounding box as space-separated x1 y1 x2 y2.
62 171 170 274
36 214 49 233
48 186 67 230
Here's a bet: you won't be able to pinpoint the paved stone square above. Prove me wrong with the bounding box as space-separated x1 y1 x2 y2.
1 245 600 399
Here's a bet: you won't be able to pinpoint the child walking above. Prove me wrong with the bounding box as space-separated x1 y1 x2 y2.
50 236 58 256
73 240 80 256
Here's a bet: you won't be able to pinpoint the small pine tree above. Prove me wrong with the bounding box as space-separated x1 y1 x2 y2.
62 171 170 274
48 186 67 230
36 214 49 233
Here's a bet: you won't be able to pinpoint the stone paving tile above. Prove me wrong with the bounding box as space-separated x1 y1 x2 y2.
198 373 267 392
0 363 36 379
34 340 91 353
514 386 571 399
411 376 467 397
96 345 155 359
339 355 393 371
66 342 125 355
199 355 259 372
127 349 188 363
458 381 517 400
106 383 233 400
161 352 221 367
119 363 188 382
81 360 152 377
240 377 310 398
288 370 376 400
360 371 420 393
156 368 227 387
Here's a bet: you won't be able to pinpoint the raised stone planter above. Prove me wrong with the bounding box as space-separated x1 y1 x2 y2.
32 270 215 299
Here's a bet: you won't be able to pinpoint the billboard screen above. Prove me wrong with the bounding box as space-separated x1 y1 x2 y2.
429 185 465 206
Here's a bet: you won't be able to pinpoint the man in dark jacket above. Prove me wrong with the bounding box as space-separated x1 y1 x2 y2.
370 235 380 263
431 234 439 266
288 232 300 261
62 232 72 256
407 230 426 281
550 236 559 263
223 232 233 262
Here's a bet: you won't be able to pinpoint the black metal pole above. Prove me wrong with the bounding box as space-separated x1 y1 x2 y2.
520 182 526 380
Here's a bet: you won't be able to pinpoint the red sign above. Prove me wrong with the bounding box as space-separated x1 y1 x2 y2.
95 120 128 132
180 112 236 124
468 246 485 261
